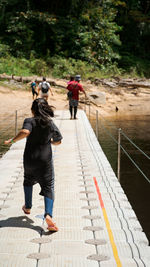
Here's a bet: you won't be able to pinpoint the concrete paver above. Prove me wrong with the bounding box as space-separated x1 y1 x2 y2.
38 256 99 267
0 255 36 267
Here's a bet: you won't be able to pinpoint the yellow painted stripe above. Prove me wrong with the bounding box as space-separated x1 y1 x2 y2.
93 177 122 267
102 208 122 266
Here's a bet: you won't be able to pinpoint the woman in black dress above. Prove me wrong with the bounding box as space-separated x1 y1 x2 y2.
4 98 62 231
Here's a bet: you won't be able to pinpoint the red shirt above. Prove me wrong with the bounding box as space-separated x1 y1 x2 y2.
67 81 84 100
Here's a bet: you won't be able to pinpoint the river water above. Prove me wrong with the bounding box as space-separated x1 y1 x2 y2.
90 114 150 242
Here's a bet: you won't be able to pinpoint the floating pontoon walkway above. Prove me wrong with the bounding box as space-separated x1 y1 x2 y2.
0 110 150 267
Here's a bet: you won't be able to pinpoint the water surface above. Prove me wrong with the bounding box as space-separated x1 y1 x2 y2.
91 114 150 242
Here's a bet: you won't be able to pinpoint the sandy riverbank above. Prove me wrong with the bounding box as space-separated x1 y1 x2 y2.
0 79 150 119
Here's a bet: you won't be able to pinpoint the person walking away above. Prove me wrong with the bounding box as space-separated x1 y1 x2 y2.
38 77 53 101
31 79 38 100
4 98 62 232
67 75 87 119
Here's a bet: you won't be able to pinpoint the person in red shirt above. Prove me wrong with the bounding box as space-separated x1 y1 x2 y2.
67 75 87 119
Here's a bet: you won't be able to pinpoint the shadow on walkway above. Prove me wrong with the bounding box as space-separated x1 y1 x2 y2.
0 216 43 234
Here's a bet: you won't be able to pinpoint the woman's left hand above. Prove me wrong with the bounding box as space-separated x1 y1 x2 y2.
4 139 12 145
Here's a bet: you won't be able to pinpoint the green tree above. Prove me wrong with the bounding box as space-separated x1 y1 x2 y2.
0 0 124 74
116 0 150 61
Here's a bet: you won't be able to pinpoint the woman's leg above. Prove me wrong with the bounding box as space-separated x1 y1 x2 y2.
24 185 33 209
44 197 58 231
43 162 58 231
44 196 54 218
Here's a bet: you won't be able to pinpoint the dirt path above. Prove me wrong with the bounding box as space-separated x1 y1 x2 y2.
0 84 67 117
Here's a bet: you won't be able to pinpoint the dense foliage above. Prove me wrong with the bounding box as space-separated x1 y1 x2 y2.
116 0 150 75
0 0 150 77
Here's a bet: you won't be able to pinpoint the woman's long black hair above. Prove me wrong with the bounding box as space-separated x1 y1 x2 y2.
31 98 54 126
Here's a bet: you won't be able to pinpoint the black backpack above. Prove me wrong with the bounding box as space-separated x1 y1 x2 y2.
41 82 49 93
67 91 73 99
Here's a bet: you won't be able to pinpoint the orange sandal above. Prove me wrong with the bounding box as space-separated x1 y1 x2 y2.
46 215 59 232
22 205 31 214
47 224 59 232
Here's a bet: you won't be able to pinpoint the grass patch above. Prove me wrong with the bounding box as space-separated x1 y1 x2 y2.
0 54 150 81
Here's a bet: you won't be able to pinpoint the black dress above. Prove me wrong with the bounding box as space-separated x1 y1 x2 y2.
22 117 62 200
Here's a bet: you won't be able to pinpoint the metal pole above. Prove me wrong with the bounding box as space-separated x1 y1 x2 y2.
96 110 98 139
117 128 121 182
15 110 18 135
89 101 91 121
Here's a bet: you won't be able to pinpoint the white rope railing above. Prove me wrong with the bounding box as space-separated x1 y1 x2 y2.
86 102 150 184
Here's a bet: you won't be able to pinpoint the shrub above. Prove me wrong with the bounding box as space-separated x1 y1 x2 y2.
30 59 48 76
0 53 149 79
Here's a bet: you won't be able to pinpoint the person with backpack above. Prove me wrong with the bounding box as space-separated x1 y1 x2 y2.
31 79 38 100
38 77 53 101
67 75 87 119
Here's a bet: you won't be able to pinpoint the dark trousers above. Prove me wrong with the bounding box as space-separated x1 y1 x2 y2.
32 90 38 97
69 106 77 119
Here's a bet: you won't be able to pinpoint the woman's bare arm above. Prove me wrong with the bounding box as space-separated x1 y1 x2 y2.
4 129 30 144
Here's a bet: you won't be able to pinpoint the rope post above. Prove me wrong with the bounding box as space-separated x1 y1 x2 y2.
96 110 99 139
89 101 91 121
117 128 121 182
15 110 18 136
